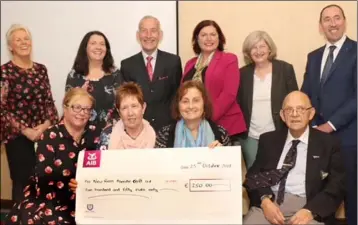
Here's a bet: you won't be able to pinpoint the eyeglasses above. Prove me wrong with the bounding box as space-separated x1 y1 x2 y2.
283 106 313 115
66 104 93 115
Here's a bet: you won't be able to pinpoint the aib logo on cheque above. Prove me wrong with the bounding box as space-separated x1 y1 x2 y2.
83 151 101 168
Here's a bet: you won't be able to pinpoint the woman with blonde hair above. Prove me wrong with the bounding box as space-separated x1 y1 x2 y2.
0 24 59 201
238 30 298 169
5 87 101 225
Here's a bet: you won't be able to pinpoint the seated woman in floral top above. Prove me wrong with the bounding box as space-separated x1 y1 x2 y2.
68 82 156 193
155 80 231 148
5 88 101 225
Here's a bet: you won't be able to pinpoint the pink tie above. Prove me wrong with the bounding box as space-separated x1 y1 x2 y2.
146 56 153 81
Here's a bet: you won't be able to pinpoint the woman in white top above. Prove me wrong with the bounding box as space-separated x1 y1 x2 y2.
237 30 298 169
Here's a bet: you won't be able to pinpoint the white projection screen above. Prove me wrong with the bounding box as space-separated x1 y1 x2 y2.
1 1 178 112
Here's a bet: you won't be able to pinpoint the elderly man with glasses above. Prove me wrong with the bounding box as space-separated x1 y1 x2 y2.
243 91 345 225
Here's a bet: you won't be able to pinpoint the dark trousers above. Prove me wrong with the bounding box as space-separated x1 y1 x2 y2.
5 135 36 202
341 146 357 225
230 133 245 146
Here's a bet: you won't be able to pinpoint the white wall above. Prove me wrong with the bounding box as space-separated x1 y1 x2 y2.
1 1 178 112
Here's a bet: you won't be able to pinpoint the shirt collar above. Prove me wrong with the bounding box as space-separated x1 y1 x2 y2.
142 49 158 61
325 34 346 51
286 126 309 146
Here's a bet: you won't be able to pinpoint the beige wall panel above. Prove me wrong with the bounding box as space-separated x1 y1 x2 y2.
1 144 12 200
178 1 357 87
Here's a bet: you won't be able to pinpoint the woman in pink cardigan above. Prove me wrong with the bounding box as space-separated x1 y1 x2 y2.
182 20 246 142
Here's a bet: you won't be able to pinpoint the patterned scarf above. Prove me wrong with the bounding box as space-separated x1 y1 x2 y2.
174 119 215 148
192 51 215 82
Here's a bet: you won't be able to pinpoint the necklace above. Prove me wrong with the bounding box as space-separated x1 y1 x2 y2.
124 123 144 140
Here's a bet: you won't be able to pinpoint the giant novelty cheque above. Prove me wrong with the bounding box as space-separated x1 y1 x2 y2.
75 147 243 224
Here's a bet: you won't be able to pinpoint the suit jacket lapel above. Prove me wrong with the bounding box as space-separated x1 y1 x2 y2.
315 47 325 90
323 38 352 84
152 50 164 82
268 130 288 169
135 52 151 84
205 50 222 81
246 64 255 119
271 60 281 118
305 128 322 199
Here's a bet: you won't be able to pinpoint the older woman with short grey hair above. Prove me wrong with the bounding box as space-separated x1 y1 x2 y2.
237 30 298 169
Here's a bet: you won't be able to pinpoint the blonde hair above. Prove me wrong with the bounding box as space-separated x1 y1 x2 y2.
242 30 277 65
6 24 32 48
63 87 95 108
138 15 161 31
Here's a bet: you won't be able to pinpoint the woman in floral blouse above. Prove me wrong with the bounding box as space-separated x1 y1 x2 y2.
5 87 101 225
0 24 59 202
65 30 123 131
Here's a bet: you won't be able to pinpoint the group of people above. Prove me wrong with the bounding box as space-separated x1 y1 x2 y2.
0 3 356 225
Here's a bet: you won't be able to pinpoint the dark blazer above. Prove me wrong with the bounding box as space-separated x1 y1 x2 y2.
120 50 182 132
246 128 345 224
238 59 298 137
301 37 357 148
155 120 231 148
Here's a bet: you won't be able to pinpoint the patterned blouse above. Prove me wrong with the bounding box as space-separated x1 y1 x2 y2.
65 68 123 131
0 61 59 142
5 121 101 225
97 125 113 150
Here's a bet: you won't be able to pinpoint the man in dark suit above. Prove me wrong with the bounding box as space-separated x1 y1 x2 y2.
120 15 182 132
243 91 345 225
301 5 356 225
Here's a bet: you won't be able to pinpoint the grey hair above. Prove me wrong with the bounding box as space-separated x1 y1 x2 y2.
242 30 277 65
138 15 161 31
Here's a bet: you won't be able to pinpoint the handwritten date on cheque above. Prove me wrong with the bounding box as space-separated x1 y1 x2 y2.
180 162 232 169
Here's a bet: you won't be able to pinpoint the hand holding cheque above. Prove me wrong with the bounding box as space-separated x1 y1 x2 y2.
75 147 242 224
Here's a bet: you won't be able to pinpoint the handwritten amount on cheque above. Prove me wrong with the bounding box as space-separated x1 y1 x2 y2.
83 176 231 194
